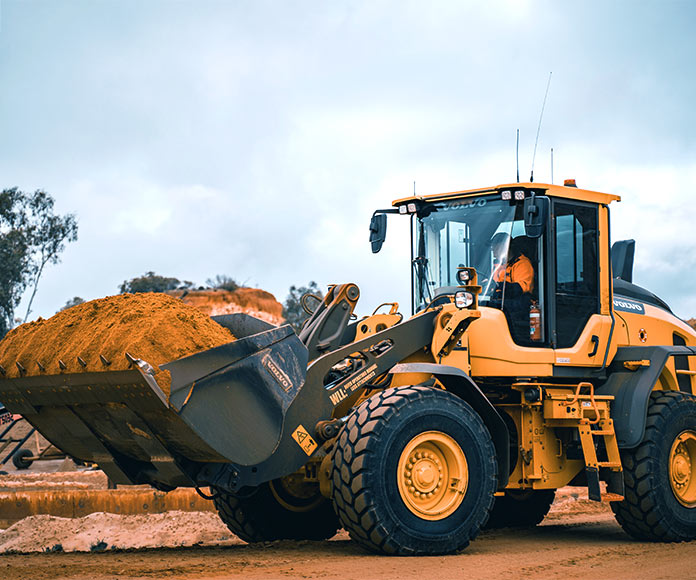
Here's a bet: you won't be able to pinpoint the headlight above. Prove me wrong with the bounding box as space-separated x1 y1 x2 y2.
454 291 474 309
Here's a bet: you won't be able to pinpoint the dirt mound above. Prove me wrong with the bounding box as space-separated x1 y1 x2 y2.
0 470 108 492
0 293 234 394
172 287 283 325
0 511 236 553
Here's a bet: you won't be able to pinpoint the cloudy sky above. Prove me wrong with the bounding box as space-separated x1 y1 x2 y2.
1 0 695 321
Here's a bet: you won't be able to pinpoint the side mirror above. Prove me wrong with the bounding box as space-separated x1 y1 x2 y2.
523 195 550 238
369 213 387 253
611 239 635 282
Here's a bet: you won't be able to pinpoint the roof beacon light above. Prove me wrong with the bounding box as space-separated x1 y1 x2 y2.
564 179 577 188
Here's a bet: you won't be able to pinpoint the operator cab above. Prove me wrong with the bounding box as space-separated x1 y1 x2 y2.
371 183 619 351
410 190 548 346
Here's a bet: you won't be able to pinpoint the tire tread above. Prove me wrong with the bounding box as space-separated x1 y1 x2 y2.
612 390 696 542
331 385 497 555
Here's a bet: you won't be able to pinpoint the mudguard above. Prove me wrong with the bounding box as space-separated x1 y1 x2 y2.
388 362 510 488
598 345 696 448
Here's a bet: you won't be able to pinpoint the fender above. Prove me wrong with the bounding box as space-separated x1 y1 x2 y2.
597 345 696 448
389 362 510 488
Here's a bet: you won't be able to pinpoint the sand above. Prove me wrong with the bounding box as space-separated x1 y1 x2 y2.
172 288 284 326
0 293 235 395
0 511 236 553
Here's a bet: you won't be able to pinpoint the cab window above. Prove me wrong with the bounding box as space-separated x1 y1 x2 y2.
554 202 600 348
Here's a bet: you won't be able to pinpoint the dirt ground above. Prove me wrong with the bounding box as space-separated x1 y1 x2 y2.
2 476 696 580
3 513 696 580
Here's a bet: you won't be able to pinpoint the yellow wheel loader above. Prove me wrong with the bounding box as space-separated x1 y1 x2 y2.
1 181 696 555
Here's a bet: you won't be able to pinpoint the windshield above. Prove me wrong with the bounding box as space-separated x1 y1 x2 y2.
412 195 535 312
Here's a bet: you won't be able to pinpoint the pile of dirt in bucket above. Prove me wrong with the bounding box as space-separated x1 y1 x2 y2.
0 293 235 395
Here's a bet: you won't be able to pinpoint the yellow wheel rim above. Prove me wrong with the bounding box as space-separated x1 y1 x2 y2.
397 431 468 521
669 430 696 508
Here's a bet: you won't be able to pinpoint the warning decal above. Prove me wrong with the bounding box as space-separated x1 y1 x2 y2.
292 424 318 456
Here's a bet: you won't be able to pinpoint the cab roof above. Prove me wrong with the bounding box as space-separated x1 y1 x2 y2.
392 181 621 207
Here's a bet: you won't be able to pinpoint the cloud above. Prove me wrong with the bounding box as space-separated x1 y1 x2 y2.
0 0 694 322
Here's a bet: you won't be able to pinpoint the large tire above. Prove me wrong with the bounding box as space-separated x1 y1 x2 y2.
12 448 33 470
612 390 696 541
331 385 498 555
213 477 339 543
485 489 555 529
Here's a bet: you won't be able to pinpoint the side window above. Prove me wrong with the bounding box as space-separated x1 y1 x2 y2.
554 202 599 348
439 221 469 286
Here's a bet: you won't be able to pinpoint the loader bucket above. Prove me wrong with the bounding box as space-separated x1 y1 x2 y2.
163 324 309 466
0 325 310 489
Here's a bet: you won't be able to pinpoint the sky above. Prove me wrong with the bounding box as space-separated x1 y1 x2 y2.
1 0 695 321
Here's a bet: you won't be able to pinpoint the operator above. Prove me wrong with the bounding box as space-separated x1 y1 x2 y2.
489 232 534 299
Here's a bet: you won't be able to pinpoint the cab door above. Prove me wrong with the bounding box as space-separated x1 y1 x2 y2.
552 200 613 367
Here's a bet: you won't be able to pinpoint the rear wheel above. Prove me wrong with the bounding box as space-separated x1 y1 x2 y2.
213 474 339 543
612 390 696 541
331 385 497 555
485 489 555 529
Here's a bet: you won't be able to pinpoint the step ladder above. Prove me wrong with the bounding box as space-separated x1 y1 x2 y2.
546 382 624 502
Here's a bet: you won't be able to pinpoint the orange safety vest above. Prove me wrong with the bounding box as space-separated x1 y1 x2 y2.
493 254 534 294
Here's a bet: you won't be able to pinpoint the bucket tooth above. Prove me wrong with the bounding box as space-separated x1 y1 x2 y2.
99 355 111 367
0 364 5 376
58 359 67 370
125 352 136 366
16 361 26 375
37 361 46 372
77 356 87 368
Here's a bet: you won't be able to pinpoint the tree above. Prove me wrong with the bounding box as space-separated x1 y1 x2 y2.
282 281 324 333
206 274 240 292
59 296 85 312
119 272 194 294
0 188 78 338
22 191 79 321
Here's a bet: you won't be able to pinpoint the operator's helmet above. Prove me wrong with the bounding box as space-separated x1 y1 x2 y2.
489 232 511 257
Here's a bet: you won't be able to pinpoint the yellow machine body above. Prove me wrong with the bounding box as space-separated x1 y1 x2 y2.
366 181 696 498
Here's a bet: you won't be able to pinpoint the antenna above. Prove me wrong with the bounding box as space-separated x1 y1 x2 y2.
413 181 416 195
530 71 552 183
516 129 520 182
550 147 554 184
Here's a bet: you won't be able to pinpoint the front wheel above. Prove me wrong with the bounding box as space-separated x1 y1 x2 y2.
331 385 498 555
612 390 696 541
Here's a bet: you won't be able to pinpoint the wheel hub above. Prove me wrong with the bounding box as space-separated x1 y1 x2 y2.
407 451 442 496
669 430 696 508
397 431 468 521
